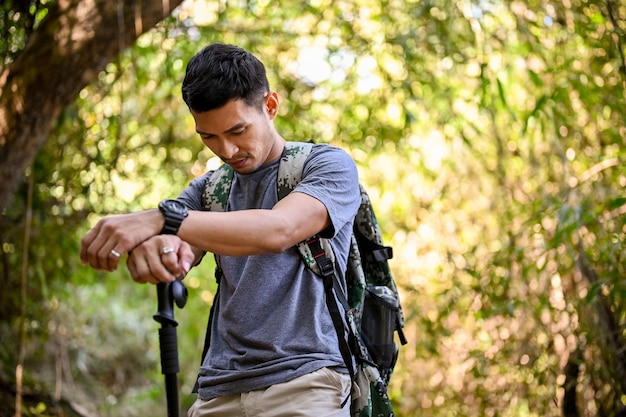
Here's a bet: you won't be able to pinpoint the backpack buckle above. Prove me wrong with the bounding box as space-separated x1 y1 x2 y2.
316 255 335 277
305 236 335 277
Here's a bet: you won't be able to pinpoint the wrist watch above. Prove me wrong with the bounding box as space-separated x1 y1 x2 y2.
158 199 189 235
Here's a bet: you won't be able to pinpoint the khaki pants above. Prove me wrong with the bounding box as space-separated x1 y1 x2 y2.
187 367 351 417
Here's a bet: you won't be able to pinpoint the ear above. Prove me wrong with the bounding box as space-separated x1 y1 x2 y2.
265 91 279 119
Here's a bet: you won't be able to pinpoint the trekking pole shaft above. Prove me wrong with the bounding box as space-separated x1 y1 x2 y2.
165 372 180 417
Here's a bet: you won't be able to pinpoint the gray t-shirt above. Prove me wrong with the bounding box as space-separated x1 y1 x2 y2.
177 143 360 400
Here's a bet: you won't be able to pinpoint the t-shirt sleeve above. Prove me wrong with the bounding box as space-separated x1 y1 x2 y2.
176 171 213 210
293 144 360 239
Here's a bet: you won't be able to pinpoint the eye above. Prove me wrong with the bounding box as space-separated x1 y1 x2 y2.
233 128 246 135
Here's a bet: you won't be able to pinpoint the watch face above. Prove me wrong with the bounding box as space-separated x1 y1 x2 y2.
159 200 188 235
162 199 186 215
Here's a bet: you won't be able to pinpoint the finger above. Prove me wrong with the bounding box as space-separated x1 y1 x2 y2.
82 220 121 270
82 226 116 271
160 246 185 278
126 252 148 284
97 222 128 272
85 237 112 271
132 251 162 284
80 222 101 265
127 239 174 284
134 249 168 284
178 246 196 278
95 234 130 272
148 253 177 283
156 247 184 281
102 246 124 272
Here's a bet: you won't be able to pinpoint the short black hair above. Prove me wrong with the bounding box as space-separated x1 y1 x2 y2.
181 43 270 113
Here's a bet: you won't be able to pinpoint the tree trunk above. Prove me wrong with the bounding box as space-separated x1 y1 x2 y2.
0 0 184 211
576 244 626 410
562 349 580 417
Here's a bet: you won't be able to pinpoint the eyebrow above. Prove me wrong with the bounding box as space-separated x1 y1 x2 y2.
196 121 247 136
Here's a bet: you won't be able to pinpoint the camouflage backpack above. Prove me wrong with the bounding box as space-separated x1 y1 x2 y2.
200 141 407 417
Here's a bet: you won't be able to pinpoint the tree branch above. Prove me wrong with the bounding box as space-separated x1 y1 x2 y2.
0 0 184 211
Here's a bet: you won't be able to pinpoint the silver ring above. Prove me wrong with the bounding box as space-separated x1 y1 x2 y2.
110 249 121 258
160 247 175 255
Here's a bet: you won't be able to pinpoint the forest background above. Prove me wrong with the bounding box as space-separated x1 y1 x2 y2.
1 0 626 416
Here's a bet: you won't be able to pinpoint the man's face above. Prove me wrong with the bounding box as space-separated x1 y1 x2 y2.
191 93 282 174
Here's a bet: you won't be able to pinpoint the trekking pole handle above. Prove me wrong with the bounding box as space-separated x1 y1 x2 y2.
153 281 188 326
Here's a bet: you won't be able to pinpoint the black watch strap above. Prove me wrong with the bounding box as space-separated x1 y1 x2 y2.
161 217 183 235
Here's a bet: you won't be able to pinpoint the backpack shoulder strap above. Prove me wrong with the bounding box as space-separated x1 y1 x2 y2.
202 163 235 212
276 142 338 277
277 141 315 199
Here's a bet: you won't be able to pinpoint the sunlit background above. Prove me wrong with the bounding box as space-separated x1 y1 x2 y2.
2 0 626 416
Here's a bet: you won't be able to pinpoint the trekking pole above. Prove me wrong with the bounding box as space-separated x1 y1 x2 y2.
153 281 188 417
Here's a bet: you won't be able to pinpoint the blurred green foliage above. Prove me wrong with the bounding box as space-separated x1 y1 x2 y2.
1 0 626 416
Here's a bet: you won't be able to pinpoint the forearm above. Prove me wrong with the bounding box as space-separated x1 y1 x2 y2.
177 209 298 256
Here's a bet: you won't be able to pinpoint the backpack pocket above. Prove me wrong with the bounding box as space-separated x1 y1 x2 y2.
361 286 400 371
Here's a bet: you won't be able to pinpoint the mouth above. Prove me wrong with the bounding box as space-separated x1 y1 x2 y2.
227 157 248 170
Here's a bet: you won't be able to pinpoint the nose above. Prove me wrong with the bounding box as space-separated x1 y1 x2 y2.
219 138 239 160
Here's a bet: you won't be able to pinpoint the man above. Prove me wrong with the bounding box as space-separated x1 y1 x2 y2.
80 43 361 417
